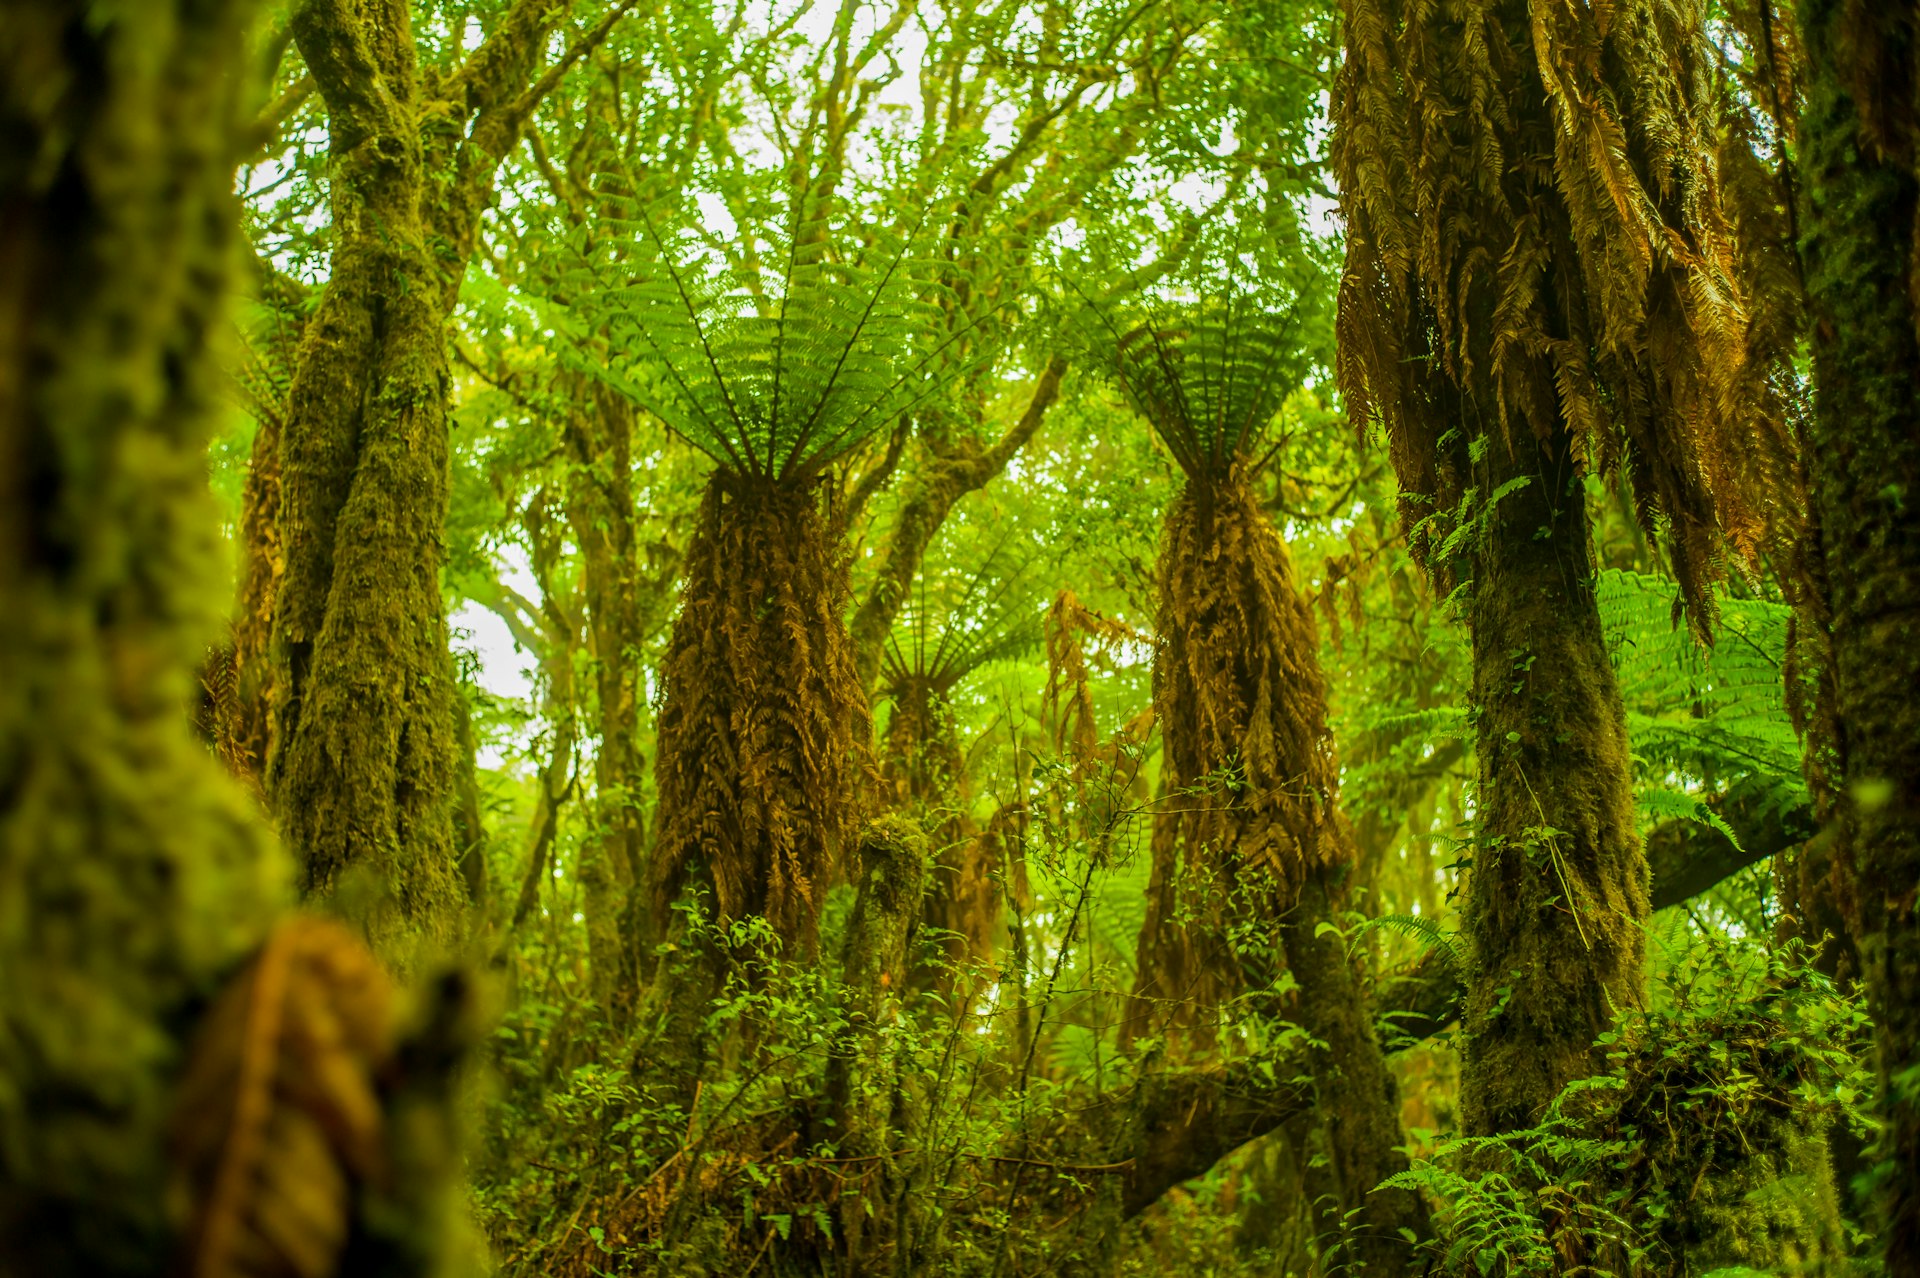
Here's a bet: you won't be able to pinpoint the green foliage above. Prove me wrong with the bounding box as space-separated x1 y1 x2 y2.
567 205 992 481
1388 942 1873 1277
1597 569 1805 825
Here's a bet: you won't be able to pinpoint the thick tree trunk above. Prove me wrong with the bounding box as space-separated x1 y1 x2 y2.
1798 0 1920 1262
648 474 870 952
1461 427 1647 1136
0 3 282 1266
268 0 582 963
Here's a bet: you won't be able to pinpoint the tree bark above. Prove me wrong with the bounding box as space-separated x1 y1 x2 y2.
0 3 282 1266
1798 0 1920 1262
565 383 647 1019
268 0 605 962
1460 427 1648 1137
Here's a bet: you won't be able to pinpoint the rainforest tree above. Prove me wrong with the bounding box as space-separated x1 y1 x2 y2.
260 0 632 960
1332 0 1789 1137
12 0 1913 1273
1797 0 1920 1262
1084 281 1430 1266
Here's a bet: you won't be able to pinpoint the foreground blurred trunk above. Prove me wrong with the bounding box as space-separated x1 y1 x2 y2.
0 8 282 1266
1798 0 1920 1262
0 7 468 1274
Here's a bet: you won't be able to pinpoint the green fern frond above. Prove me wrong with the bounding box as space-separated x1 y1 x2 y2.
1351 913 1465 972
562 196 1011 481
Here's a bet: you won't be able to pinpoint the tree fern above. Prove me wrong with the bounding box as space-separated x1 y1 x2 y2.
566 197 1004 482
1349 912 1466 974
1595 569 1806 826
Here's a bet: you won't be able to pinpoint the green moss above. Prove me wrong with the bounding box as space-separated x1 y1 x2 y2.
0 4 288 1268
1798 0 1920 1262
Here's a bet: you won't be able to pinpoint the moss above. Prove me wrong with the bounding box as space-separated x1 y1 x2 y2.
0 4 288 1267
1798 0 1920 1262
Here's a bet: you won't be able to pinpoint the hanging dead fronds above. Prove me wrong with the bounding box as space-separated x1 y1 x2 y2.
650 476 871 950
1133 470 1350 1028
1333 0 1796 625
169 917 395 1278
1042 589 1143 764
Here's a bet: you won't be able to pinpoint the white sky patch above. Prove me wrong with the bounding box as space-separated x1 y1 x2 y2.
696 190 739 242
451 541 546 770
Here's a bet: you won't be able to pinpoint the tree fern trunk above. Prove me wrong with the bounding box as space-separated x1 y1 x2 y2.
0 2 285 1265
648 474 870 953
1129 470 1427 1264
1460 427 1648 1136
1799 0 1920 1262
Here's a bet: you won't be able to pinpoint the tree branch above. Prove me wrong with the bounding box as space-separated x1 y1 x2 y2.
850 358 1068 687
289 0 409 153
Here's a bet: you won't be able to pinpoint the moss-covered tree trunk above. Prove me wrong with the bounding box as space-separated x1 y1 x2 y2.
1128 471 1427 1267
1459 426 1647 1135
267 0 589 961
0 2 279 1264
1798 0 1920 1261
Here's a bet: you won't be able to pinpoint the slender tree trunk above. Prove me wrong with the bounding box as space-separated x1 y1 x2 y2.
566 384 647 1019
0 2 284 1266
1798 0 1920 1261
1460 427 1647 1136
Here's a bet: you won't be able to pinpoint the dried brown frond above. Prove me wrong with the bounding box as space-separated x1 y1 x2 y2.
170 917 395 1278
649 473 872 950
1132 469 1350 1033
1333 0 1798 627
1041 589 1141 764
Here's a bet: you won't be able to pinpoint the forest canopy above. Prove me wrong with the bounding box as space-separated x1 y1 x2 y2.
2 0 1918 1276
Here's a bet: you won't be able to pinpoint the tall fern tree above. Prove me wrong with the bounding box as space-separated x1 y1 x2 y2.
585 205 983 953
1332 0 1789 1140
1086 285 1431 1267
879 531 1044 981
